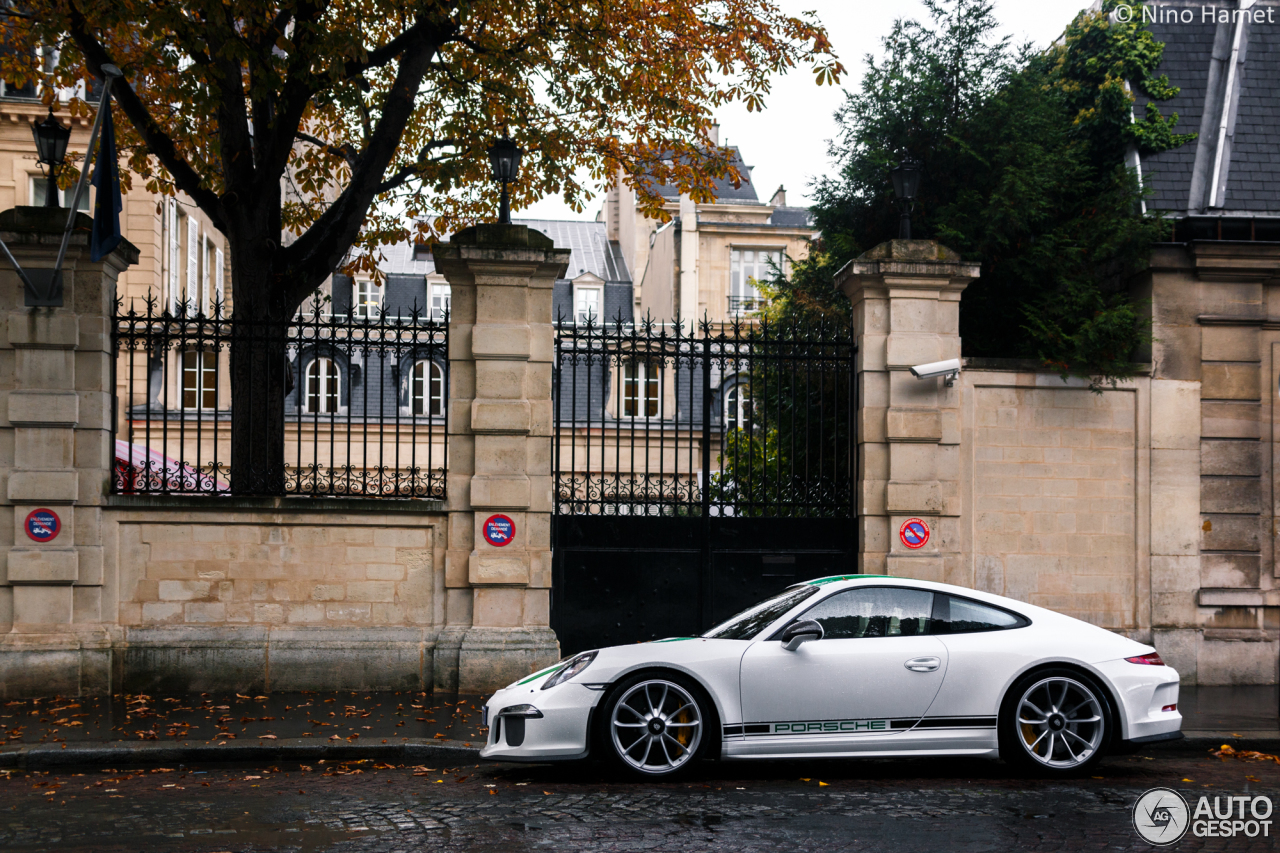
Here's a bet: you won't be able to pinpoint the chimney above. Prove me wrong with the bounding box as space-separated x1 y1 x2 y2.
769 185 786 207
708 123 719 147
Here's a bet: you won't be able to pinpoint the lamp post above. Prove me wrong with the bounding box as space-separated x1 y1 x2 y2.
32 108 71 209
487 135 522 224
890 156 923 240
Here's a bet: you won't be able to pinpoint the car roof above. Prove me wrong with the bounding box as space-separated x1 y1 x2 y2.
791 574 1046 619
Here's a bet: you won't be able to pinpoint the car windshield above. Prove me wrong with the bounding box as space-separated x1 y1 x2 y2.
702 585 821 640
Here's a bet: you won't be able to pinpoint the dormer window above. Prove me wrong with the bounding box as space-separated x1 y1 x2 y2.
353 279 382 320
572 273 605 325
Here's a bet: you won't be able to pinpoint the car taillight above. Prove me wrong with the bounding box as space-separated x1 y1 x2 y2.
1125 652 1165 666
1162 703 1177 712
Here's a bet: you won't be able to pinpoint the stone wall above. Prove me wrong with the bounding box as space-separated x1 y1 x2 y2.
963 373 1146 634
0 497 451 697
116 510 436 630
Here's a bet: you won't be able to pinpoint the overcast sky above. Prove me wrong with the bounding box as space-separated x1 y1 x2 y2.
518 0 1093 221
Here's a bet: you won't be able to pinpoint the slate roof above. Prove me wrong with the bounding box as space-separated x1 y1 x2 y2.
768 206 815 228
1137 17 1215 212
651 147 762 204
518 219 631 282
377 239 436 277
1223 15 1280 212
1139 7 1280 216
374 219 631 283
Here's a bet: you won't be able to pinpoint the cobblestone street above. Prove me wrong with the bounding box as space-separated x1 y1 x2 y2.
2 745 1278 852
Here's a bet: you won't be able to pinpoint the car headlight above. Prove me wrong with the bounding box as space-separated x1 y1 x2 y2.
498 704 544 718
541 651 597 689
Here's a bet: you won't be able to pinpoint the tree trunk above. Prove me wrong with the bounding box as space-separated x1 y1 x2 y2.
228 257 291 495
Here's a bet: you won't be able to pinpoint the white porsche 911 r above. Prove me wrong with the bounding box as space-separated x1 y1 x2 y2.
480 575 1182 778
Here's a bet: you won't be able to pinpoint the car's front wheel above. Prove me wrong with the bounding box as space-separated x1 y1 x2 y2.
999 668 1112 775
597 673 712 779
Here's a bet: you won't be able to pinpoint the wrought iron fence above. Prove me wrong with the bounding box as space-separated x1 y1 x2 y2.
553 314 856 518
112 296 447 498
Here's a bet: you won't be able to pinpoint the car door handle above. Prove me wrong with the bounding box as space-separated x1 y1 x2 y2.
904 656 941 673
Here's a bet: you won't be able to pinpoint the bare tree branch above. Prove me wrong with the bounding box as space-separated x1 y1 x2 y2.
279 19 453 307
63 6 226 229
376 139 464 193
295 132 359 166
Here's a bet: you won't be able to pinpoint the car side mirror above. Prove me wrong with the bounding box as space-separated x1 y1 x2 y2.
781 619 824 651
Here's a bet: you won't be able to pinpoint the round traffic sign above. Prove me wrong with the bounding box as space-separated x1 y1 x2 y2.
483 514 516 547
25 508 61 543
899 517 930 550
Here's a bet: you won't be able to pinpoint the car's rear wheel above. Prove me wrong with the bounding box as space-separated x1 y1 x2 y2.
597 673 712 779
999 668 1111 775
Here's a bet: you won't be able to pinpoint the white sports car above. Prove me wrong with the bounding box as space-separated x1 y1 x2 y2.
480 575 1183 778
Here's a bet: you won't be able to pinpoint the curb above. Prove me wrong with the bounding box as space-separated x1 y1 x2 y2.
1151 732 1280 754
0 737 480 770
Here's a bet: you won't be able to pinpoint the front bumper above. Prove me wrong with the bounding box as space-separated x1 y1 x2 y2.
479 683 601 762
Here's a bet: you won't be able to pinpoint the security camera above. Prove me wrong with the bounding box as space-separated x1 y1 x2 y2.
909 358 961 386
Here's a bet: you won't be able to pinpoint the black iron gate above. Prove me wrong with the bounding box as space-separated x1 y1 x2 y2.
551 315 857 654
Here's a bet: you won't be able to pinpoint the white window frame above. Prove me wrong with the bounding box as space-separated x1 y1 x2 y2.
725 380 749 430
409 360 445 417
180 350 218 411
28 175 89 211
574 284 603 324
429 282 451 322
621 359 661 419
729 248 783 315
353 279 383 320
303 357 342 414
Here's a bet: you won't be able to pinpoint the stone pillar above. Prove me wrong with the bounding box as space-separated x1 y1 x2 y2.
0 207 137 695
432 224 570 693
835 240 978 581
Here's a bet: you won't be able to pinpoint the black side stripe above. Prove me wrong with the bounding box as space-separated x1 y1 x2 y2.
725 717 996 735
894 717 997 730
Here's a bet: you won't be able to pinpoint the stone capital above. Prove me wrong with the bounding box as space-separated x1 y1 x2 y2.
834 240 979 307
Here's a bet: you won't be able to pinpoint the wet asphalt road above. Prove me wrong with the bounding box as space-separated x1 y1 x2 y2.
1 745 1278 852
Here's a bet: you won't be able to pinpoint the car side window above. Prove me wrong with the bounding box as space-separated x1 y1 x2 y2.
931 594 1027 634
795 587 934 639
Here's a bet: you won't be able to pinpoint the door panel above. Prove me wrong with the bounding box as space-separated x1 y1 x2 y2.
736 585 950 754
740 634 949 729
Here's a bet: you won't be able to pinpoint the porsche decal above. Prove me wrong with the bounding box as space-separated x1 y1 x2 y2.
722 716 997 737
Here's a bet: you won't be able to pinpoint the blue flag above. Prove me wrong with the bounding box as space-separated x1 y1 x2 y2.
89 98 122 262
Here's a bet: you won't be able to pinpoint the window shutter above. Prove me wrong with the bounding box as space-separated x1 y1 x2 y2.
214 247 225 313
201 232 211 312
187 216 199 310
167 202 179 313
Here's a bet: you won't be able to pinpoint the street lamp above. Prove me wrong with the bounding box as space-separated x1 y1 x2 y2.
487 135 522 224
890 156 923 239
32 108 72 209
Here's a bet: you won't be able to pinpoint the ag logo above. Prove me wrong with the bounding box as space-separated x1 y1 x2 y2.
1133 787 1190 846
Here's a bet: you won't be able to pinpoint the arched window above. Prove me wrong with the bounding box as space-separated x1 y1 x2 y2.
410 360 445 416
304 357 341 413
725 382 749 429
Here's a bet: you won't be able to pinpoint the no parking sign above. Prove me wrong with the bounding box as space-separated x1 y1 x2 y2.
899 517 930 550
483 514 515 547
25 508 61 542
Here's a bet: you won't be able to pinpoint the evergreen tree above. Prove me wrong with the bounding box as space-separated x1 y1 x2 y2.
768 0 1194 386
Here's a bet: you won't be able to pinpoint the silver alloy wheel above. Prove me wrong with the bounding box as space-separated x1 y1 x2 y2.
609 679 703 774
1015 676 1105 769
